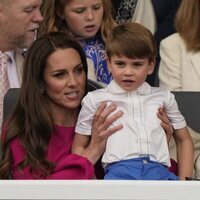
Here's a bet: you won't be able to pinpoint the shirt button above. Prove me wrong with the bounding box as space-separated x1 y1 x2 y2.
143 159 148 164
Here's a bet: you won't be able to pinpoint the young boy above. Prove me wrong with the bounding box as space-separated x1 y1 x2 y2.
72 22 194 180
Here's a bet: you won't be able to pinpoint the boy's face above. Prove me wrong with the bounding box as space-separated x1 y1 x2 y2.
107 55 155 91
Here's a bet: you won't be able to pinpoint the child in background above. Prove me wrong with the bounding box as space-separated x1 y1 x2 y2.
39 0 116 85
72 22 194 180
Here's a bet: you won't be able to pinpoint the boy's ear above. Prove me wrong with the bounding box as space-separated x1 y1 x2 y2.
147 59 155 75
106 56 112 72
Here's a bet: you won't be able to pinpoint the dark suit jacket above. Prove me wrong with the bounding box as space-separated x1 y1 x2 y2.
146 0 181 86
151 0 181 45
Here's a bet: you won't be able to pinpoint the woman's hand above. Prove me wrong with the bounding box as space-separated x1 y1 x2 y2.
82 102 123 164
157 107 174 143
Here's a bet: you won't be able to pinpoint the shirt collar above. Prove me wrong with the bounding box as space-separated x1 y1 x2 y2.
5 50 14 63
107 80 152 95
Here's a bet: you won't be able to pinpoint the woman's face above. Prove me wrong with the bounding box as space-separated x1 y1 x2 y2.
43 48 86 112
62 0 104 39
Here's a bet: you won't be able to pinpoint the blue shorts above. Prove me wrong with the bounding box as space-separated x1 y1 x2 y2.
104 157 179 180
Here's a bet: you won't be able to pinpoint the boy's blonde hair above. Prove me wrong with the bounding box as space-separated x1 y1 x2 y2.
106 22 157 63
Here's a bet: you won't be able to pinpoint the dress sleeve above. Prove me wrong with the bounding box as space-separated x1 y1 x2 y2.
48 154 94 179
10 138 94 179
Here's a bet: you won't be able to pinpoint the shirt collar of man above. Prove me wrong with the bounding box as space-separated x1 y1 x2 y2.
5 50 14 64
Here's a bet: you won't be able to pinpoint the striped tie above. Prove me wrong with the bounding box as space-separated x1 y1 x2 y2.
0 52 10 133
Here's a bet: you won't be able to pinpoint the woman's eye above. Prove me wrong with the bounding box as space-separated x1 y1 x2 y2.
75 67 84 74
53 72 65 77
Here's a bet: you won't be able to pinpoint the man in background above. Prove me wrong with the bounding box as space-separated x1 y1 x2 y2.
0 0 43 132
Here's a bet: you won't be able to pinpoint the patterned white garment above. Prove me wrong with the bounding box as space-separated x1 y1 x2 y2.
116 0 138 24
0 52 10 132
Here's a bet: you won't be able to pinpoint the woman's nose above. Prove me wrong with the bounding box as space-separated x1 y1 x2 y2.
67 74 77 87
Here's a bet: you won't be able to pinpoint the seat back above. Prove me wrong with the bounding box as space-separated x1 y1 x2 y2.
3 88 20 122
3 89 200 132
172 91 200 133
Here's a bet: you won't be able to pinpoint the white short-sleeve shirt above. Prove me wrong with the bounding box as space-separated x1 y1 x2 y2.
75 80 186 166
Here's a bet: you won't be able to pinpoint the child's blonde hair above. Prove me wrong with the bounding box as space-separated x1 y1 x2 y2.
38 0 116 41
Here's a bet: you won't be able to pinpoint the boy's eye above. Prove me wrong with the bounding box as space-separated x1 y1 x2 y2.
115 61 125 67
133 62 143 67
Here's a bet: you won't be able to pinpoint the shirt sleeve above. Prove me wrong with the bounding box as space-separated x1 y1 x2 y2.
75 93 97 136
10 138 94 179
164 89 187 129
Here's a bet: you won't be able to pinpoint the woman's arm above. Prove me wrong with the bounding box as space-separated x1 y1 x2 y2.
81 102 123 165
157 107 174 143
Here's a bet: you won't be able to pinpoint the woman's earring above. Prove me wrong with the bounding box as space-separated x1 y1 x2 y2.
39 86 44 94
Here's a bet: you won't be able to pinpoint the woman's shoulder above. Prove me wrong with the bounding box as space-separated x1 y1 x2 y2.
161 33 184 46
160 33 187 53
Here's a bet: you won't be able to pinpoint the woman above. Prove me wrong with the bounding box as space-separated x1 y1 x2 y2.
38 0 116 85
158 0 200 176
0 32 123 179
158 0 200 91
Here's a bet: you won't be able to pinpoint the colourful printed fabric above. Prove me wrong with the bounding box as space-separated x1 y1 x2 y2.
80 35 112 85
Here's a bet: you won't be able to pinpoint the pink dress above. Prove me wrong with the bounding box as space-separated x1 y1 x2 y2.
9 126 94 179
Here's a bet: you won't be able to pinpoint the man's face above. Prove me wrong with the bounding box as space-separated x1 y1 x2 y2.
0 0 43 50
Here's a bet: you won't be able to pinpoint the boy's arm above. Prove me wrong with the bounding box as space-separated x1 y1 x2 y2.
174 127 194 180
72 133 90 155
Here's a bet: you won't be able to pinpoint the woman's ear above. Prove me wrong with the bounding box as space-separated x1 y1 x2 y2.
39 82 45 94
